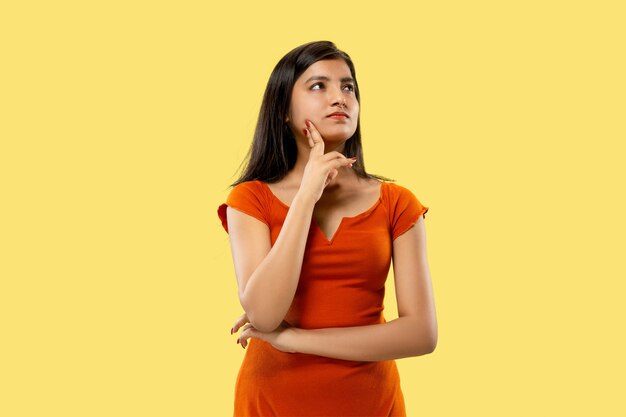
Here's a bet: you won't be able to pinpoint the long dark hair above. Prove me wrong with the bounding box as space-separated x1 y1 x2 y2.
229 40 394 188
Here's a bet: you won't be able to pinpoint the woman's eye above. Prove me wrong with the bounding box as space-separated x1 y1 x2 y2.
310 83 355 92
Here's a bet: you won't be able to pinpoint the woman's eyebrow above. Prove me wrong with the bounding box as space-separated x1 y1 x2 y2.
304 75 355 84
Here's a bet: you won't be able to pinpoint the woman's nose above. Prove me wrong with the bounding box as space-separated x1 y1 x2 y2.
329 87 346 107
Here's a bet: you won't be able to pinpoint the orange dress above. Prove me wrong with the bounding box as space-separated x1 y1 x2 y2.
217 179 429 417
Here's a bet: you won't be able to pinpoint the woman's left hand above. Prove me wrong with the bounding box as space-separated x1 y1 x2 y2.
231 313 298 353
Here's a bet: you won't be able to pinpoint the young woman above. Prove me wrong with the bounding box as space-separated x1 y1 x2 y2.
217 40 437 417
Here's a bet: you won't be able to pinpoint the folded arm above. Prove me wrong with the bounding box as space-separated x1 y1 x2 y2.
293 216 438 361
292 316 436 362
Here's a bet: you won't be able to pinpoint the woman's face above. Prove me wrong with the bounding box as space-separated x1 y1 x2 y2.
286 59 359 145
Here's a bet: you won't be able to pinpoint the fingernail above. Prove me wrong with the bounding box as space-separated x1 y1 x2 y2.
236 339 239 344
230 328 233 334
305 120 310 128
303 128 308 136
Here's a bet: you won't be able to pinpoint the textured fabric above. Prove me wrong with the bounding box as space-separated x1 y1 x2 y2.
217 180 429 417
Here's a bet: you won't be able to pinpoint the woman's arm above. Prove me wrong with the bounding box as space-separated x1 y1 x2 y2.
236 216 438 361
228 123 355 334
291 316 436 362
228 192 316 333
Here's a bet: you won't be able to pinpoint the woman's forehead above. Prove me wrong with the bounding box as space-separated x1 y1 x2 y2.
297 59 352 83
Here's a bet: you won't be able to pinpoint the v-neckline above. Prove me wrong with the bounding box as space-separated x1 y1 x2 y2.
258 180 385 245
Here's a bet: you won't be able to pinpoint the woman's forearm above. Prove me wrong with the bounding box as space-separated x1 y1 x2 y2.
292 317 437 362
241 192 315 333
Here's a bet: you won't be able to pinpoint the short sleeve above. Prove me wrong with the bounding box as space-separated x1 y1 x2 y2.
217 181 271 234
389 184 429 241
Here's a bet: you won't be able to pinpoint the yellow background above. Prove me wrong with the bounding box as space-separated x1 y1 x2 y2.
2 1 624 416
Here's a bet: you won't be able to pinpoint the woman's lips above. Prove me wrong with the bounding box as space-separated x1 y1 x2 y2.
328 114 348 119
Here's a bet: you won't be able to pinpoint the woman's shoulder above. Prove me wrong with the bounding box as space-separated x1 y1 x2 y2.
380 179 410 199
230 179 264 190
380 180 428 215
223 179 271 206
218 180 272 233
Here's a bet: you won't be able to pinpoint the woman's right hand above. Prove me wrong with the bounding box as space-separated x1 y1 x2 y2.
298 119 357 203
